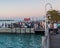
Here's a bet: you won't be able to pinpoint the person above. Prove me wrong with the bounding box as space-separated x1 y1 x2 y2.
48 23 54 33
48 23 54 34
54 22 58 34
48 23 51 32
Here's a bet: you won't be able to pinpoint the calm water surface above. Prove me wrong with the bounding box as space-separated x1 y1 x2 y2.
0 34 42 48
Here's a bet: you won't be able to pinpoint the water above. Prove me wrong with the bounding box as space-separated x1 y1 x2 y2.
0 34 42 48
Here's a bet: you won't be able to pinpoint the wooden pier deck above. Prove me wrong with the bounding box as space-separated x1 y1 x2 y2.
50 33 60 48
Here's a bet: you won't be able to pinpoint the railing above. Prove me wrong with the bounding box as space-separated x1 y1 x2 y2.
0 28 35 33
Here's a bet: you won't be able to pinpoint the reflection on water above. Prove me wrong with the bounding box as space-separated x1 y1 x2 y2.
0 34 42 48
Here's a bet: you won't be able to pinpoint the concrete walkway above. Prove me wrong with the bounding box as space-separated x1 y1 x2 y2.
50 33 60 48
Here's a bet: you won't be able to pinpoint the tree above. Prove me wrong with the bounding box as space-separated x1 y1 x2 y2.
46 10 60 22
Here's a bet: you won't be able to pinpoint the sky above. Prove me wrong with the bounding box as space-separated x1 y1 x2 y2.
0 0 60 19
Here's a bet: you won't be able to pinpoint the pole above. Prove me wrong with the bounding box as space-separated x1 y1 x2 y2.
45 3 52 48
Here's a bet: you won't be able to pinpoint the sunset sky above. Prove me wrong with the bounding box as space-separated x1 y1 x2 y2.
0 0 60 19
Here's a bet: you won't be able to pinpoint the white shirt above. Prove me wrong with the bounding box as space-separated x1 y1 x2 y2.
54 23 57 29
48 24 50 28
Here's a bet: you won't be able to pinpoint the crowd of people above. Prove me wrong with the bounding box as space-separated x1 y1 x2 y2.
1 20 60 34
0 21 45 30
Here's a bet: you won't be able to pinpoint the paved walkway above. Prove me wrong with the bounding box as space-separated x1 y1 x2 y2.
50 33 60 48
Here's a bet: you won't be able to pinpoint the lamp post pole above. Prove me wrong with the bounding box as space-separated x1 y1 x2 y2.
45 3 52 48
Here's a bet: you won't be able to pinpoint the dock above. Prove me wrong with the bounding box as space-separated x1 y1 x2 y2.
50 33 60 48
35 29 45 35
0 28 45 34
0 28 34 33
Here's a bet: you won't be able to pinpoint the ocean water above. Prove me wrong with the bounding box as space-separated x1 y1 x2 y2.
0 34 42 48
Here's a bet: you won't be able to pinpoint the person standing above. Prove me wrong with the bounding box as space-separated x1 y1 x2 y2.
48 23 51 32
54 22 58 34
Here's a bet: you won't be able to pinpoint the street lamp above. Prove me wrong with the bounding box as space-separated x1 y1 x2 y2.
45 3 52 48
45 2 52 36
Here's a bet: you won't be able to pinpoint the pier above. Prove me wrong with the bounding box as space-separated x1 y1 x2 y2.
0 28 45 34
0 28 34 33
0 19 45 34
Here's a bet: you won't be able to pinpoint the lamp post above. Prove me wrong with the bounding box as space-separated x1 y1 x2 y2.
45 2 52 37
45 3 52 48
